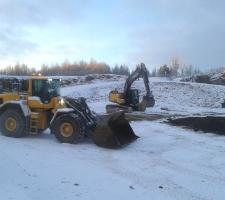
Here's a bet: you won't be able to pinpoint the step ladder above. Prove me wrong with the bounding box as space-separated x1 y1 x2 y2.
30 112 39 134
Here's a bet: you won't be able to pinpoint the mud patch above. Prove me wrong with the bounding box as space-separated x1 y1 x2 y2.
168 116 225 135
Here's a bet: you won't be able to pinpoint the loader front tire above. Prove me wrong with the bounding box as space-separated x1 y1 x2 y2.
0 109 26 138
51 113 84 144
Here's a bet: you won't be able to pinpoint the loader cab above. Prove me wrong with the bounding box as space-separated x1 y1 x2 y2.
126 89 139 110
31 78 60 103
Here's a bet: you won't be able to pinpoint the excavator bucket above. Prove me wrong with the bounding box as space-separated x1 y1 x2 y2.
92 111 138 149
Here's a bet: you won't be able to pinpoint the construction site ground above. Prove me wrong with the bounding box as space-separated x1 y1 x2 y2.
1 76 225 200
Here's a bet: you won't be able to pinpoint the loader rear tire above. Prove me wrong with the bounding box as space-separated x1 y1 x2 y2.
51 113 85 144
0 109 26 138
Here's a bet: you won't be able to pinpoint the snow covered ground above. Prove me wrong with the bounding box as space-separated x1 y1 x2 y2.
1 76 225 200
62 77 225 114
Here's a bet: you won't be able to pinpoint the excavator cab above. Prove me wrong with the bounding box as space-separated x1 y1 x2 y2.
127 89 139 110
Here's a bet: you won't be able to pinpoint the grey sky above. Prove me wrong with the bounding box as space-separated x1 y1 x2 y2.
0 0 224 70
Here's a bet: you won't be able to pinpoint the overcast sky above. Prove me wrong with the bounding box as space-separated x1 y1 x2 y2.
0 0 225 70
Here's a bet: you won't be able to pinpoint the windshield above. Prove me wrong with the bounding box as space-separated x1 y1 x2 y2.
32 79 60 103
47 79 60 97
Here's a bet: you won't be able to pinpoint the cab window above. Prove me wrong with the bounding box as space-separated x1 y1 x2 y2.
32 79 60 103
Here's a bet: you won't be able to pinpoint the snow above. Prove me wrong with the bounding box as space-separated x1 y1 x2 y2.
61 77 225 114
1 76 225 200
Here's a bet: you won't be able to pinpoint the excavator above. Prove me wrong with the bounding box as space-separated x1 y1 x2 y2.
106 63 155 113
0 76 137 149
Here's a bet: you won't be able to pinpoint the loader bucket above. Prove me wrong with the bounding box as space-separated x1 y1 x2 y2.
92 111 138 149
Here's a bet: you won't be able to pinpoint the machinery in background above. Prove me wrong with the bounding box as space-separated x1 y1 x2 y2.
106 63 155 113
0 76 137 149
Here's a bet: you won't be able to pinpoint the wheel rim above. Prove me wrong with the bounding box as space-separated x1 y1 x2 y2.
5 117 17 132
60 122 74 137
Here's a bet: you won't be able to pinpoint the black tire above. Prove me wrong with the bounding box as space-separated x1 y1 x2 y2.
0 109 26 138
51 113 85 144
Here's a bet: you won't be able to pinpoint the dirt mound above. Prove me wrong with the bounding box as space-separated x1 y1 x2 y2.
181 72 225 85
168 116 225 135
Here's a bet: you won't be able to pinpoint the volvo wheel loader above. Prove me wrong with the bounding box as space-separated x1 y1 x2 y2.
106 63 155 113
0 76 137 148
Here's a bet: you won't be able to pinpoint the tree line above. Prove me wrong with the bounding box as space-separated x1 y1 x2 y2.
0 58 219 77
0 60 130 76
149 58 202 77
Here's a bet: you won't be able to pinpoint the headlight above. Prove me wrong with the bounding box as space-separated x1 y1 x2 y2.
59 98 65 105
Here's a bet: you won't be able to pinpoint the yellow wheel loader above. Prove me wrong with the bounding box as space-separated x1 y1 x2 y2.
0 76 137 148
106 63 155 113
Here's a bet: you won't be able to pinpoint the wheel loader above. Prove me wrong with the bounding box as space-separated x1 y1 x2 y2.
106 63 155 113
0 76 137 148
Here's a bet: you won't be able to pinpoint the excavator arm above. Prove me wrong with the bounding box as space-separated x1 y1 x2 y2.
123 63 155 108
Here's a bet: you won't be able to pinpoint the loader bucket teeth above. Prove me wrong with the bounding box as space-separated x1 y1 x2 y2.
92 111 138 149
